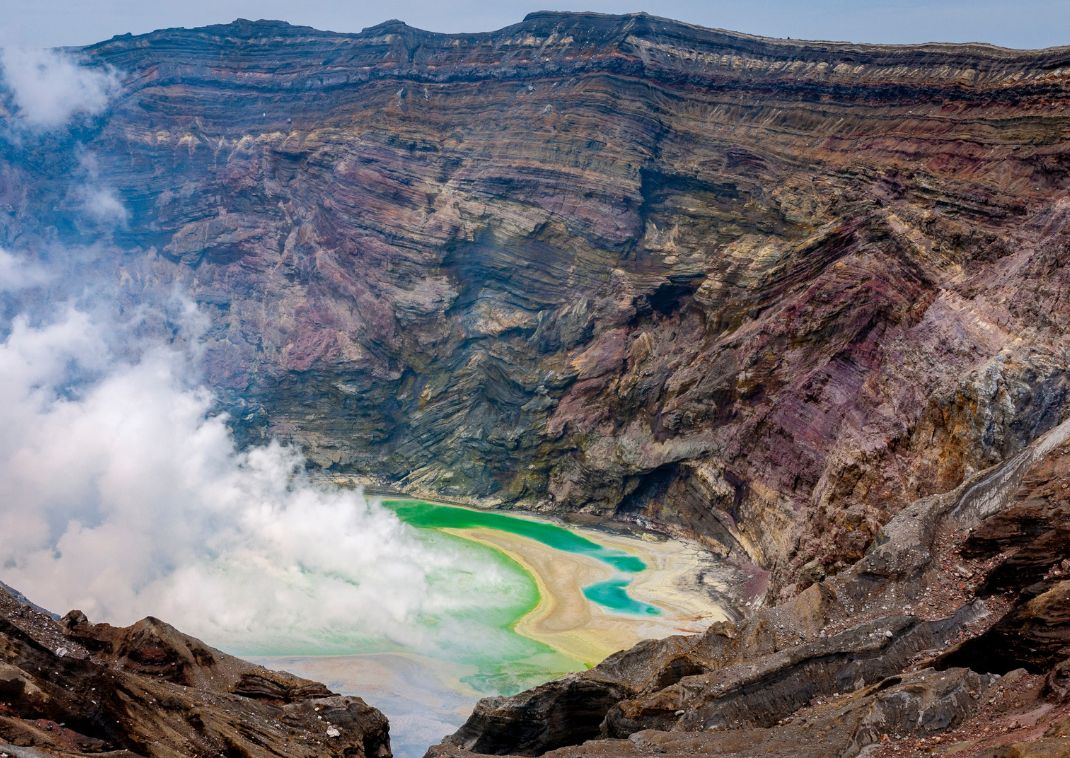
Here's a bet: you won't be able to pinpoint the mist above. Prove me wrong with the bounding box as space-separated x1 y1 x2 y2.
0 49 529 660
0 46 118 130
0 248 50 292
0 297 499 650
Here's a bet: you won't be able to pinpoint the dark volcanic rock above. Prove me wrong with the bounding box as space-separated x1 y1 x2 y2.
532 668 995 757
447 677 631 755
4 13 1070 593
939 580 1070 674
0 586 391 757
429 418 1070 756
440 611 987 756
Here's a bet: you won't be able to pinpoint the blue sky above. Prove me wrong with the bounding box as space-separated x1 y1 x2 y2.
1 0 1067 49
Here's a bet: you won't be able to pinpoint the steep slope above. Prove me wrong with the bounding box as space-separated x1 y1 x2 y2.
0 585 391 756
428 414 1070 756
3 11 1070 593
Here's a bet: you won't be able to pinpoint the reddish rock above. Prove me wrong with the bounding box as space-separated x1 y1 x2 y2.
6 13 1070 594
0 586 391 757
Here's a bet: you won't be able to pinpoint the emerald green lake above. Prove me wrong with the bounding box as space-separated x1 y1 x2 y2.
257 497 680 758
385 498 664 621
583 579 661 616
384 499 647 572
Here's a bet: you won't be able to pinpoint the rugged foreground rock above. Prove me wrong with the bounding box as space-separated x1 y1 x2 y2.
0 586 391 757
4 12 1070 594
428 417 1070 756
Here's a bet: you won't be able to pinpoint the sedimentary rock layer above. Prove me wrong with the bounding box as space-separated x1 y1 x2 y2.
4 12 1069 589
428 411 1070 755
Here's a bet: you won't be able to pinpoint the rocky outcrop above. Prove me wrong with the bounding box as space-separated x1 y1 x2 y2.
428 417 1070 756
0 585 391 757
4 12 1070 593
480 667 999 757
441 612 987 755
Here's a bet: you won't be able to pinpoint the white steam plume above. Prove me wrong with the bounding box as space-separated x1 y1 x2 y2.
0 56 529 663
0 248 50 291
75 151 129 226
0 290 515 653
77 185 129 226
0 47 118 130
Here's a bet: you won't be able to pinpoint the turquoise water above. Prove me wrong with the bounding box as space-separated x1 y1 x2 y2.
583 579 661 616
385 499 661 619
384 499 647 573
249 498 668 758
225 523 577 695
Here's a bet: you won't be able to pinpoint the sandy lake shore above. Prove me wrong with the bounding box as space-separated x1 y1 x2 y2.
443 524 726 665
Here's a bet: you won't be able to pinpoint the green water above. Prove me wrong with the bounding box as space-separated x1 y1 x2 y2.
384 499 647 572
583 579 661 616
386 499 663 621
227 522 578 696
418 529 577 694
227 498 660 696
229 495 670 758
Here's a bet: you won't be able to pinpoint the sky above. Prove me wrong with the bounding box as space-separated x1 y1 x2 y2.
0 0 1067 50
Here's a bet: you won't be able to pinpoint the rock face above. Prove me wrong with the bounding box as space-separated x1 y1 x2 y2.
0 585 391 757
428 415 1070 756
4 12 1070 592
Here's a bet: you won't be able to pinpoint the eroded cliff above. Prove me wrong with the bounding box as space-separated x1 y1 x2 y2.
428 408 1070 756
4 9 1070 594
4 11 1070 758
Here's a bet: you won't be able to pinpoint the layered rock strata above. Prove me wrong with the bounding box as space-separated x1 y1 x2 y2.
3 12 1069 590
428 417 1070 756
5 12 1070 756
